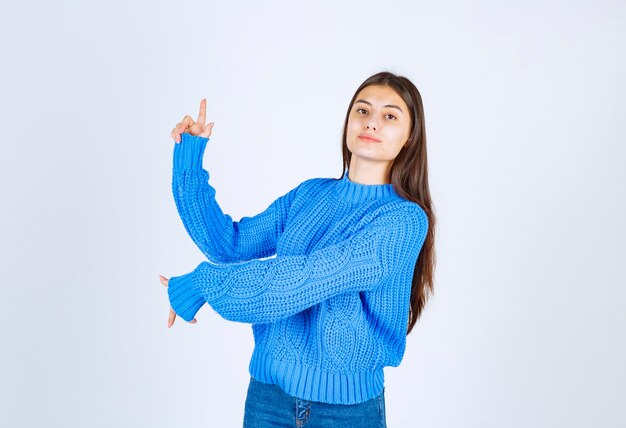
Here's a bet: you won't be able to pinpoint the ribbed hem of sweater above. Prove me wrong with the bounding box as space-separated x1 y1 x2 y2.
248 349 385 405
173 133 209 171
167 270 205 322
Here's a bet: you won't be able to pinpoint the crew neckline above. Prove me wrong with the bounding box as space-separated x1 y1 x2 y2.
334 169 397 204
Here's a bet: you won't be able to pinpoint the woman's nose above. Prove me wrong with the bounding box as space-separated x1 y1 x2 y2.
366 118 378 131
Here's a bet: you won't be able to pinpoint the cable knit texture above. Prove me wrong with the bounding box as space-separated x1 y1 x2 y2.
168 132 429 404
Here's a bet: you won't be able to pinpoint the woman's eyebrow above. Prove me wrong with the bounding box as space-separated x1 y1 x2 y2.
355 99 403 113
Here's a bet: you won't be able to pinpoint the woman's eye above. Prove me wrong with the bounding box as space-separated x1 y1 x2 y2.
356 108 367 114
385 114 397 120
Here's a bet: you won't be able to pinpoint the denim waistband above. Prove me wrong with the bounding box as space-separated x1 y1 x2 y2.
243 377 387 428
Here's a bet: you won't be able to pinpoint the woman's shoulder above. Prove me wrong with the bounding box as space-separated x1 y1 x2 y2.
398 198 428 220
291 176 339 194
373 198 429 231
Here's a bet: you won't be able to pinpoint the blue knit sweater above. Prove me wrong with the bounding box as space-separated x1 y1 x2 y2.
167 132 429 405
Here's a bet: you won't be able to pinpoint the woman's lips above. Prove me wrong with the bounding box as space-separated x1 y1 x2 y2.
358 135 381 142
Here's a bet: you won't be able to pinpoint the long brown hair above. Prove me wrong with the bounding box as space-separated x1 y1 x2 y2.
339 71 436 335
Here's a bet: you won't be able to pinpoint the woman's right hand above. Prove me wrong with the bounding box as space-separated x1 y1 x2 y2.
171 99 215 143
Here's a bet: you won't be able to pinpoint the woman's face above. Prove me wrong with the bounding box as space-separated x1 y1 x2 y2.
346 84 411 164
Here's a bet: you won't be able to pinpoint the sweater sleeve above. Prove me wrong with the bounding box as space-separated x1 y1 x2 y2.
167 204 429 323
172 132 299 263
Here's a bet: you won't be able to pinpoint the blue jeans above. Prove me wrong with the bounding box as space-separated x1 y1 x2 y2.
243 377 387 427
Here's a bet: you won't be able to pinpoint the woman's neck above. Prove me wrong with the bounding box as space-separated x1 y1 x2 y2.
347 158 392 185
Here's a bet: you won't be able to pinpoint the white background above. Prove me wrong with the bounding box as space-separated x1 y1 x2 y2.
1 0 624 426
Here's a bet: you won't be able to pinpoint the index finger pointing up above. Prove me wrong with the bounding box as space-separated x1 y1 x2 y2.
196 99 207 126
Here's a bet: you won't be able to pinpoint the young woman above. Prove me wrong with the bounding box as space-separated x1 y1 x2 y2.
160 71 436 427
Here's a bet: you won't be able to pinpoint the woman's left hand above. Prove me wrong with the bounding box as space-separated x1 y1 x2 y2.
160 275 197 328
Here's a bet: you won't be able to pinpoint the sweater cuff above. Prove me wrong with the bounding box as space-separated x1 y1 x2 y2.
173 133 209 171
167 270 206 322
